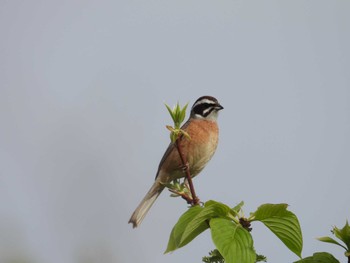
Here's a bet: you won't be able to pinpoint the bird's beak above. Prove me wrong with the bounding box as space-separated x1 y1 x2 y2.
216 103 224 111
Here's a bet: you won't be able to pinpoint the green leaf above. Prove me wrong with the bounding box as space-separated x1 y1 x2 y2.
179 103 188 123
202 249 225 263
165 102 188 129
204 200 231 212
230 201 244 217
317 236 347 250
293 252 340 263
210 218 256 263
256 254 267 262
250 203 303 258
175 102 181 113
333 220 350 250
165 103 176 123
165 206 206 253
179 201 230 246
176 103 184 127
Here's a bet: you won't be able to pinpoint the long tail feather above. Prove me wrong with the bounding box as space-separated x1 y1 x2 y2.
128 181 165 228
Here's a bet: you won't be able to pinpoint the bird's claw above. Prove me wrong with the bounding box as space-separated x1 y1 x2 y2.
179 162 190 173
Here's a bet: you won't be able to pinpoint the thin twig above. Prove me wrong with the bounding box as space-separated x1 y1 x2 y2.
168 188 193 204
175 137 200 206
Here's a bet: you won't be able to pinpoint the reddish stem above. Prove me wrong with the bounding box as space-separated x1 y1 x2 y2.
175 138 200 205
169 189 193 204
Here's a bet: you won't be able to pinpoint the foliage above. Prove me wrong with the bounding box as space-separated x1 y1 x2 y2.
165 102 189 142
202 249 225 263
202 250 267 263
162 100 349 263
294 252 340 263
317 221 350 259
249 203 303 257
165 201 302 263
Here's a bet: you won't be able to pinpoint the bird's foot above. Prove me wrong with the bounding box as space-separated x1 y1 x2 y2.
179 162 190 173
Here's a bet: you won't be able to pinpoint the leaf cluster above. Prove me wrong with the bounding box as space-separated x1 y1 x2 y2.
202 250 267 263
166 201 303 263
202 249 225 263
317 220 350 259
160 100 349 263
165 102 190 143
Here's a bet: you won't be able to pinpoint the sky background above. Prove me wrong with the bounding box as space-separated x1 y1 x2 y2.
1 1 350 263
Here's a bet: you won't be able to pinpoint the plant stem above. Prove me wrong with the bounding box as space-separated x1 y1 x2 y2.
168 188 193 204
175 138 200 205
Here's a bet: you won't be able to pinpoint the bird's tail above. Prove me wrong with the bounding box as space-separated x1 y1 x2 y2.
128 181 165 228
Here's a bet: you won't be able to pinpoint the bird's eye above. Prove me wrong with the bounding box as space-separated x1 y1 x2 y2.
193 103 216 117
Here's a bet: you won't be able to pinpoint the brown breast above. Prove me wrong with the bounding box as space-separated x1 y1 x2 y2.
157 119 219 183
183 119 219 176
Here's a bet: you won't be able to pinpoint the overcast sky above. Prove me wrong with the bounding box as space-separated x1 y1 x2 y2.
1 1 349 263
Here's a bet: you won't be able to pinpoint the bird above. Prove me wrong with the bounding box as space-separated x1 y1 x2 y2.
128 96 223 228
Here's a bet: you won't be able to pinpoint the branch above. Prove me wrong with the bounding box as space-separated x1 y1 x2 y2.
175 137 200 206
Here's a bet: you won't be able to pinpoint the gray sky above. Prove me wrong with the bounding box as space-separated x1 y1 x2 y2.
1 1 349 263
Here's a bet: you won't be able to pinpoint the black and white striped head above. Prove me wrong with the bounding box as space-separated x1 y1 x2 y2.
190 96 224 120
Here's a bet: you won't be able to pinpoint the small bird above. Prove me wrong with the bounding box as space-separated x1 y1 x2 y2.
129 96 223 228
